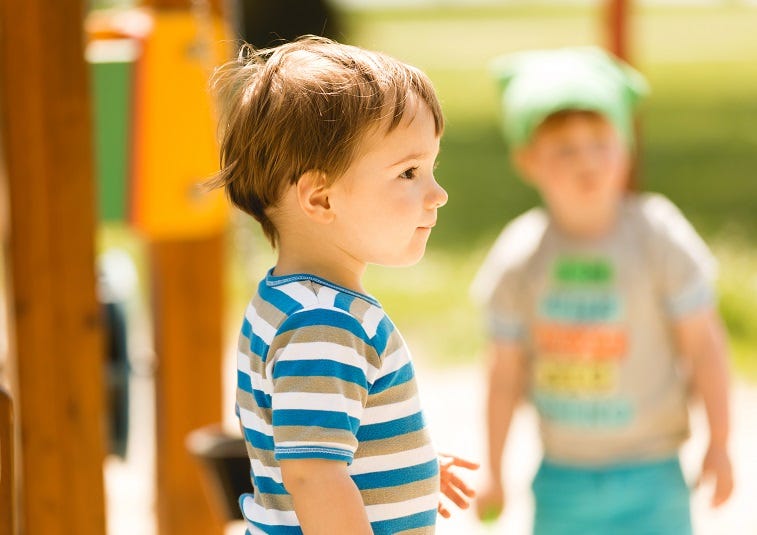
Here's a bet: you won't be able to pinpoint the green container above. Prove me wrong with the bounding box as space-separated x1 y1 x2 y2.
87 38 138 222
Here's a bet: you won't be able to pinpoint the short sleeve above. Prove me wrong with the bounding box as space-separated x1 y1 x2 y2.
483 269 527 341
268 308 376 464
643 195 717 318
471 209 547 342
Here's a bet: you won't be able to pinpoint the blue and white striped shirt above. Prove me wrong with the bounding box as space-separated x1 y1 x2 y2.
236 270 439 534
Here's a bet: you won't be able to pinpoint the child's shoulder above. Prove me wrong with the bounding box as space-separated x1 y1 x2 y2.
487 207 550 266
623 192 701 242
624 192 716 274
470 207 549 304
626 192 688 226
255 270 389 344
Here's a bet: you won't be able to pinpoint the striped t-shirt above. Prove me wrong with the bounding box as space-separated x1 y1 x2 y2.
236 270 440 534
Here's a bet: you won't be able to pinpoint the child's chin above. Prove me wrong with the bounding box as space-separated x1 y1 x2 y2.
377 249 427 268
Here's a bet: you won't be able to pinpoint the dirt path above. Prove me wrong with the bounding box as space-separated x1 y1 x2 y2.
416 364 757 535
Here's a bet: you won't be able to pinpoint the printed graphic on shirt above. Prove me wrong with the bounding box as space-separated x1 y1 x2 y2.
532 257 633 428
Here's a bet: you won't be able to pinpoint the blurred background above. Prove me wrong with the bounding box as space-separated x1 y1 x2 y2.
1 0 755 534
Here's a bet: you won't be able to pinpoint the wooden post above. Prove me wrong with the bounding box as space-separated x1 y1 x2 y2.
604 0 640 191
605 0 630 61
0 387 14 535
0 0 107 533
150 236 225 534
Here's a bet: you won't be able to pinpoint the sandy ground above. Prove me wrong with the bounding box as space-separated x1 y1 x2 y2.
106 363 757 535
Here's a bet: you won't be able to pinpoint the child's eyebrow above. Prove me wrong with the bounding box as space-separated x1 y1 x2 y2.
388 151 435 168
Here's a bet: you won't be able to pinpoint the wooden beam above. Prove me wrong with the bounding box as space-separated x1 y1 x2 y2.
605 0 630 61
603 0 641 191
0 0 107 534
0 387 14 535
150 236 225 535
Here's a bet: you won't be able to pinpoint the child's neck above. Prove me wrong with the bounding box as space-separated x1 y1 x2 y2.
274 243 367 294
551 203 620 240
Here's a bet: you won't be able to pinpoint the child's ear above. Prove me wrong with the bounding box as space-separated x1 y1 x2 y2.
511 147 537 185
296 170 334 223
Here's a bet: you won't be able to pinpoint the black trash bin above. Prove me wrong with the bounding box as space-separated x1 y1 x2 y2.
186 425 253 522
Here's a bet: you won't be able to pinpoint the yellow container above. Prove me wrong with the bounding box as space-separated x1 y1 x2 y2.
131 9 230 240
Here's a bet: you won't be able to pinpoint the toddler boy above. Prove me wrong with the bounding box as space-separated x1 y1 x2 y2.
212 36 477 534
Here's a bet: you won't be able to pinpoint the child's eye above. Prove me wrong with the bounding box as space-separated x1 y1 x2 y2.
593 142 611 154
399 167 418 180
556 146 576 159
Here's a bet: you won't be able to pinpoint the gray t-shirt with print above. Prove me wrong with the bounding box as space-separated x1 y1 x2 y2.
472 193 716 465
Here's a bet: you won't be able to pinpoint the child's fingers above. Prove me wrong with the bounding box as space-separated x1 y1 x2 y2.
442 470 476 498
478 504 503 524
440 483 472 510
711 470 734 507
437 452 479 514
440 453 480 470
699 451 734 508
474 483 505 523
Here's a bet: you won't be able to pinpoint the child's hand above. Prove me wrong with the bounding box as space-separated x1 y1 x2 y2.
437 453 479 518
475 480 504 524
700 444 734 507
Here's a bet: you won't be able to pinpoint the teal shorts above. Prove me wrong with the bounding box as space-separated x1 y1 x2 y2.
532 457 692 535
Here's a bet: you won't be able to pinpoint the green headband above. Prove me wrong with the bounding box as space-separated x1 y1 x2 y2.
490 46 649 147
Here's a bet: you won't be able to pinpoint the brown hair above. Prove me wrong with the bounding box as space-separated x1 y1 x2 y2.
532 110 608 139
210 35 444 246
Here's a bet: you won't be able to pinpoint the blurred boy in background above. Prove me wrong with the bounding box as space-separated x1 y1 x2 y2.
472 47 732 534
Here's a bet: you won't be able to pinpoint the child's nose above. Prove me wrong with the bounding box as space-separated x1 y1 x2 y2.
582 144 608 169
428 179 448 208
